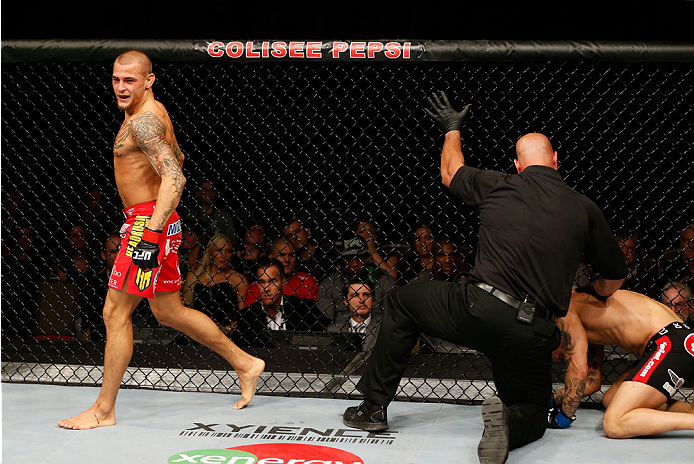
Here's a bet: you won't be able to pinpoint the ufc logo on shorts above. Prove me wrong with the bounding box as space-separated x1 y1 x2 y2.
132 249 152 260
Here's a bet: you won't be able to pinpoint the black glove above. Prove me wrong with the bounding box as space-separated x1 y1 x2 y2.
132 227 162 270
575 280 608 302
425 91 472 133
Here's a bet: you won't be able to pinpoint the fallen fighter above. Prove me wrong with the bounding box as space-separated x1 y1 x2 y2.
551 289 694 438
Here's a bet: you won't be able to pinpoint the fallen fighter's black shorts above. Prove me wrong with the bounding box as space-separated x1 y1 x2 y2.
626 321 694 398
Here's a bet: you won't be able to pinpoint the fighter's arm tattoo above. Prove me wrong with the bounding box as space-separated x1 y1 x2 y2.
131 111 186 230
557 318 588 417
585 344 604 393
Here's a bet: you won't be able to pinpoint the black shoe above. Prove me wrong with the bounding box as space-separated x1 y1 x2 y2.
477 397 510 464
343 401 389 432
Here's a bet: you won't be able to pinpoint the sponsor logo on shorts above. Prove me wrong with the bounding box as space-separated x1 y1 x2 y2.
663 382 676 396
161 279 181 285
668 369 685 390
637 336 671 382
120 223 131 234
110 269 122 278
125 215 151 257
109 278 118 287
167 220 182 236
135 268 153 292
169 444 364 464
685 334 694 358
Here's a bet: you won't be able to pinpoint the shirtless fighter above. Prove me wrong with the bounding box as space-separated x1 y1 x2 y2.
551 289 694 438
58 50 265 430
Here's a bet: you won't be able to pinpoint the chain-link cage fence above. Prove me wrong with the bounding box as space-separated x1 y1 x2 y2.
2 40 693 405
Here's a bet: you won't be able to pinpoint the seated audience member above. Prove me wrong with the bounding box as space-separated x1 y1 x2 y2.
1 224 52 340
327 278 381 352
614 228 658 299
235 220 267 278
77 186 120 247
244 237 320 305
661 281 694 324
178 227 205 278
659 223 694 287
352 217 398 279
398 224 436 285
410 237 469 352
283 215 335 281
318 235 397 322
183 180 238 247
85 232 122 340
56 222 103 338
183 234 249 334
409 237 464 284
234 258 329 348
2 189 28 231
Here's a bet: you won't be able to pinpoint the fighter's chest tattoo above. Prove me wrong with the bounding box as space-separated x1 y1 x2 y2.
114 121 132 157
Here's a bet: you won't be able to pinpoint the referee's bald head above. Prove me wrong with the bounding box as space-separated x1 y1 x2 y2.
514 133 558 173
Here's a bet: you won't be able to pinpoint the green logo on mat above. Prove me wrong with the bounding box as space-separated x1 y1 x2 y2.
168 449 257 463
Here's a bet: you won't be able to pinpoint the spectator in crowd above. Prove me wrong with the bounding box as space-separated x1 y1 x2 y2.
409 237 465 284
327 278 381 352
183 180 238 247
55 222 104 337
398 224 436 285
182 234 249 334
661 281 694 324
178 227 205 278
352 217 398 279
100 232 121 277
410 237 468 352
318 235 397 322
614 228 658 299
283 215 335 281
234 258 328 348
85 232 123 341
659 223 694 287
77 186 120 247
235 220 267 278
244 237 320 305
1 224 52 340
2 189 28 232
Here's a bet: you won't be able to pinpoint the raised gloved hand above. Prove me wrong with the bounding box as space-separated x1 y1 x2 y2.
425 91 472 133
132 227 162 270
575 280 608 302
548 395 575 429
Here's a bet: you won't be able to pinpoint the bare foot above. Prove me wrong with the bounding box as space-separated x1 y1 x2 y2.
233 356 265 410
57 407 116 430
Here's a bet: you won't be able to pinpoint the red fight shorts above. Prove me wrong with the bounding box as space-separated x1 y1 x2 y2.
108 201 183 298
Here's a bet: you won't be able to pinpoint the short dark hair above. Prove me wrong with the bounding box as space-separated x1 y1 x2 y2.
256 256 285 278
342 277 375 298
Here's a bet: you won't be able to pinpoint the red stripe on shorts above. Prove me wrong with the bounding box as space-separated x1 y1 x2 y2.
634 335 672 383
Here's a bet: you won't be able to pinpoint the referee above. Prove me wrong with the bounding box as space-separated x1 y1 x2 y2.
342 92 628 463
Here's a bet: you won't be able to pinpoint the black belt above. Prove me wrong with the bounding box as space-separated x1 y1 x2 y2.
471 282 552 320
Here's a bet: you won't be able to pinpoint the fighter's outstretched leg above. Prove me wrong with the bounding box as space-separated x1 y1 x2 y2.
57 284 142 429
148 290 265 409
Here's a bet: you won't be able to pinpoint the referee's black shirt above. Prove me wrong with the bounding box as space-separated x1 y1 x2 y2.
449 164 628 318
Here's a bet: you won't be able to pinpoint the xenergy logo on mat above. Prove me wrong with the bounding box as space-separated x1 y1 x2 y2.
179 423 397 445
169 443 363 463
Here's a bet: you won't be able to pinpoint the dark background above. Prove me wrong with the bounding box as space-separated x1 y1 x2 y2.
3 1 694 41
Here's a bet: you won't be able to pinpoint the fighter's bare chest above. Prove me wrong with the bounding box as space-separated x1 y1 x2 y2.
113 120 137 158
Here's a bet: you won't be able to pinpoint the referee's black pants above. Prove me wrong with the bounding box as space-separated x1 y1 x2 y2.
357 278 561 450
